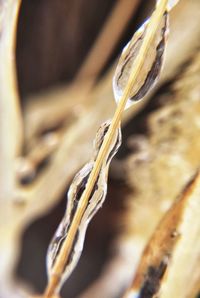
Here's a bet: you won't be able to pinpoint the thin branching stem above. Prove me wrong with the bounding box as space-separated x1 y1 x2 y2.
44 0 168 296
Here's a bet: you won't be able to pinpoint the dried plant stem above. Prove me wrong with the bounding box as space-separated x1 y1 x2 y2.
44 0 168 296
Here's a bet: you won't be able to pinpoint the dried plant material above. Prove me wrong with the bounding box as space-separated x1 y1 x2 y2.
80 49 200 298
158 173 200 297
113 11 168 108
25 0 200 144
24 0 141 147
43 1 175 296
0 0 23 199
0 1 23 296
117 51 200 293
1 0 199 297
0 3 142 294
1 0 138 295
124 48 200 240
16 132 61 184
46 121 121 293
157 0 180 10
113 0 180 109
123 170 200 298
112 0 181 109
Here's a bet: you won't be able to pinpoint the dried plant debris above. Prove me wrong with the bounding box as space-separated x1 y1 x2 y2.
79 51 200 298
157 0 179 10
113 0 182 109
122 50 200 244
46 121 121 292
43 1 179 296
113 2 169 108
0 0 199 297
117 51 200 291
0 1 24 297
0 0 23 198
123 170 200 298
25 0 200 139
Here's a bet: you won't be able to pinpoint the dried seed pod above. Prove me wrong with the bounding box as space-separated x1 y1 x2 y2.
46 120 121 291
113 10 168 109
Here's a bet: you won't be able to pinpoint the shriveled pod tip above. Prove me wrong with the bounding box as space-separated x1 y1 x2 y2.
113 8 169 109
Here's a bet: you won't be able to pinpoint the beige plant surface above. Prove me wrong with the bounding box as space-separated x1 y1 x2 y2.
120 50 200 267
123 170 200 298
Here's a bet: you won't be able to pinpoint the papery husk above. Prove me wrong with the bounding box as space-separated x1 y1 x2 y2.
123 170 200 298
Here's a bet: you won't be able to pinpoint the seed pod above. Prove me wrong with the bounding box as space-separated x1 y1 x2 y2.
46 120 121 291
113 10 168 109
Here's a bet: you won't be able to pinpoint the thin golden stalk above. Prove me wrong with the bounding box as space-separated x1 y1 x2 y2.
44 0 168 296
